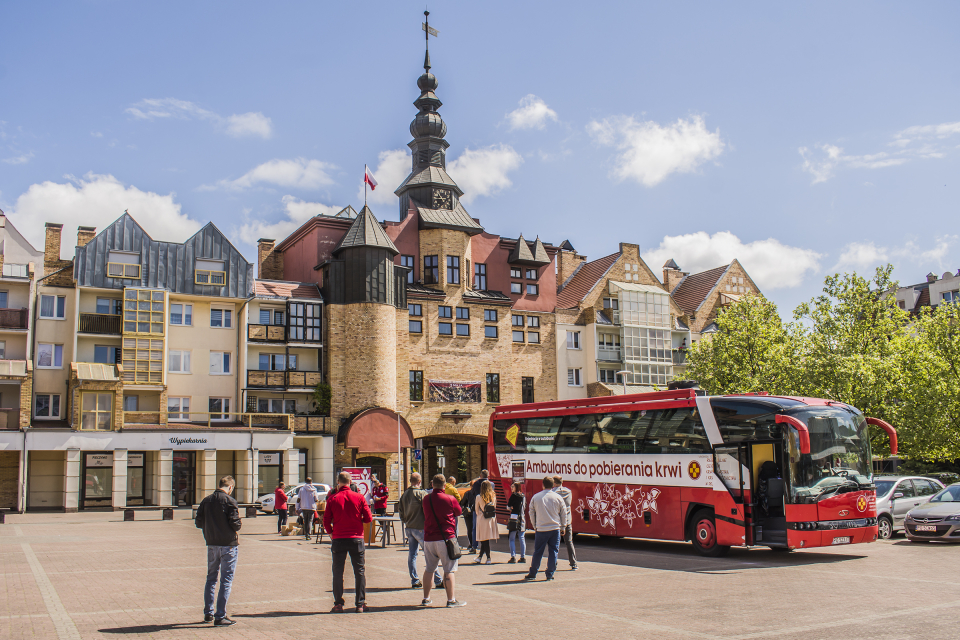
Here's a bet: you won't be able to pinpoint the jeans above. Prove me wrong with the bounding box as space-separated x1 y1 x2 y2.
331 538 366 607
301 510 315 539
509 528 526 557
526 529 560 579
406 529 442 585
463 513 476 549
472 513 479 549
562 524 578 567
277 507 288 533
204 546 238 620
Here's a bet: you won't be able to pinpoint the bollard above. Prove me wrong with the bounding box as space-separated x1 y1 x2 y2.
162 508 174 521
245 506 258 518
123 509 135 522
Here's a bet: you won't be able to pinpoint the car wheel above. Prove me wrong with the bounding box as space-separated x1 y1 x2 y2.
689 509 730 557
877 515 893 540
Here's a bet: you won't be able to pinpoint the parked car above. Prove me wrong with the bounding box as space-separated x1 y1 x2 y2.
874 475 945 539
904 484 960 542
258 483 331 513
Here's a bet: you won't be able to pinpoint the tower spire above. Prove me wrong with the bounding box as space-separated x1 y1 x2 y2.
422 9 438 72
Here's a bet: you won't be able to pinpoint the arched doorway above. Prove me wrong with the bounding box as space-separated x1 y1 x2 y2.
356 456 387 486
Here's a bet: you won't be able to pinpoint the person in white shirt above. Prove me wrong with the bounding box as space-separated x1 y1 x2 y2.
298 479 319 541
523 476 567 581
552 475 578 570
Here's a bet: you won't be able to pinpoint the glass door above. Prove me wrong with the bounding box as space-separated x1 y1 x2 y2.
172 451 196 506
81 452 113 509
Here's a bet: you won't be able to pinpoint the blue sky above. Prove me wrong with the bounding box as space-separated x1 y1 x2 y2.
1 2 958 314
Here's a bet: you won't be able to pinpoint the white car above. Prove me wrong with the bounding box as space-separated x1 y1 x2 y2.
258 483 331 513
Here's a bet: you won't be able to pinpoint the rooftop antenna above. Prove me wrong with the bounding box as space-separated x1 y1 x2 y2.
422 9 438 71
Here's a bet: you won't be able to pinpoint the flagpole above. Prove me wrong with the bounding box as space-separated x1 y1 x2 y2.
364 164 368 206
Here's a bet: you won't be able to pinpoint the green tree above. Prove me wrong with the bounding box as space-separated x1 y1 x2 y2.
311 382 332 416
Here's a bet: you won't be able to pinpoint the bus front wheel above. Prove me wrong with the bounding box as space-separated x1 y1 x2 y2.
690 509 730 557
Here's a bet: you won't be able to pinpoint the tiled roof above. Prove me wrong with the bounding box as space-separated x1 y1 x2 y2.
913 287 930 312
556 252 620 309
671 264 730 314
255 280 323 300
333 205 399 256
414 200 483 234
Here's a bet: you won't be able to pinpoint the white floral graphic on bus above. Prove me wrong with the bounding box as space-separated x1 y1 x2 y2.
577 484 660 529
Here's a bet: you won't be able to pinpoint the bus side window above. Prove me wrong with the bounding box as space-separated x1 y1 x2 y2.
555 414 595 452
642 408 709 453
596 411 654 454
711 400 779 443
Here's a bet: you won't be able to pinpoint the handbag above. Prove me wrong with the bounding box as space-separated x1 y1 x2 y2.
507 519 519 532
427 494 462 560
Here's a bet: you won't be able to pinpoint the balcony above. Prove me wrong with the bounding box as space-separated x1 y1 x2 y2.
0 408 21 430
79 313 122 335
246 369 322 389
248 324 286 342
597 347 622 362
293 415 334 434
123 411 162 425
0 308 28 330
672 349 687 365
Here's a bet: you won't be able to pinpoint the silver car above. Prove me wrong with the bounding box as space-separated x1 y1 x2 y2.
874 475 944 539
905 484 960 542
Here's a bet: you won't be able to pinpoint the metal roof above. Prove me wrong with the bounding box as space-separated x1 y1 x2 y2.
395 166 464 196
414 200 483 234
608 280 668 295
507 235 551 266
462 288 512 303
332 206 399 256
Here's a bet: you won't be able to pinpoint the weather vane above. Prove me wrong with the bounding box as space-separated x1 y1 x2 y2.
422 10 438 71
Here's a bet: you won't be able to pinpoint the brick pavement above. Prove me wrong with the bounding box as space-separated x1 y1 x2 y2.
1 509 959 640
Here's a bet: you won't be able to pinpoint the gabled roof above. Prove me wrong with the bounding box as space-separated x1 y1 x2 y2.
332 206 398 256
596 310 613 325
702 322 719 334
671 264 730 314
334 205 358 219
663 258 680 270
395 165 464 196
255 280 323 301
556 252 620 309
413 199 483 235
558 240 576 251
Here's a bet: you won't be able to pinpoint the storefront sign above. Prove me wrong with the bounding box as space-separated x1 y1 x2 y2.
259 452 280 466
85 453 112 468
128 453 144 468
343 467 372 498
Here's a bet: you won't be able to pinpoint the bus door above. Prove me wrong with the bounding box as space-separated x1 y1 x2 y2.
713 444 753 545
749 439 788 547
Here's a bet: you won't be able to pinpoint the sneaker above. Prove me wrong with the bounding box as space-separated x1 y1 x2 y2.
420 598 432 607
330 604 344 613
356 604 370 613
213 617 236 626
570 565 579 571
473 556 483 564
485 559 492 565
412 580 423 588
523 574 536 581
204 614 214 623
546 575 555 581
446 600 467 608
465 548 476 554
434 582 444 589
519 557 527 563
508 557 516 564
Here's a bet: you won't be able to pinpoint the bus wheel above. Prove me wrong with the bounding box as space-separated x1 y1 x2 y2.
690 509 729 557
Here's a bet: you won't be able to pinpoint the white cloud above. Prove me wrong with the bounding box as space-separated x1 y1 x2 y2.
832 241 890 271
894 121 960 144
2 152 34 165
447 144 523 204
832 236 958 272
358 149 410 207
6 173 201 258
587 115 724 187
202 158 336 191
237 195 341 245
126 98 273 139
646 231 822 290
506 95 558 131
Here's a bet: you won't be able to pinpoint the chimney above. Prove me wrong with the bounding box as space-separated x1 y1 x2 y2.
926 272 938 283
557 250 585 290
662 259 686 292
44 223 64 275
77 226 96 248
258 238 283 280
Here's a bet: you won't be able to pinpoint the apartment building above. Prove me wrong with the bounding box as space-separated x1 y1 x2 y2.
891 270 960 313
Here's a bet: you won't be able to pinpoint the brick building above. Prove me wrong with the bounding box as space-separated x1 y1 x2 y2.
665 259 761 342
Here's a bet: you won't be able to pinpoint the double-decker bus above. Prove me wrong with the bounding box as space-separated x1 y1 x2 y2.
488 388 898 556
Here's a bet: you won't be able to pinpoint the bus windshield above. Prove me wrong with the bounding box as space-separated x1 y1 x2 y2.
785 406 872 503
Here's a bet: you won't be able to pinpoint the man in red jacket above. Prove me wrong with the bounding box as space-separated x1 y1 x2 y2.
371 477 389 516
421 474 466 608
323 471 373 613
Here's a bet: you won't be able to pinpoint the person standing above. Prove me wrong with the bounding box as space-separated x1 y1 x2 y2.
195 475 241 626
275 481 288 534
421 474 466 608
459 486 476 553
298 478 319 541
552 475 578 570
524 476 567 582
507 481 526 564
398 472 443 589
372 478 389 516
474 480 499 564
323 471 373 613
471 470 489 550
444 476 460 499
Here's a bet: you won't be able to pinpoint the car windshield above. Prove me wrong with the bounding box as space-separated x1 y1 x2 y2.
931 486 960 502
874 480 895 497
785 406 872 503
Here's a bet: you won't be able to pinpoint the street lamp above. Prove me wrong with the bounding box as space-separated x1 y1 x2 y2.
616 370 630 396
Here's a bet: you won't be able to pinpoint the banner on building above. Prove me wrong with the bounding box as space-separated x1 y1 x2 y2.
427 380 481 403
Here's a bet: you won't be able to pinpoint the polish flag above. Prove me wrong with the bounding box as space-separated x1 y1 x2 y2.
364 167 378 191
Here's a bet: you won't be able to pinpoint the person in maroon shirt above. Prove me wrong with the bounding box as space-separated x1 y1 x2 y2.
421 474 466 608
323 471 373 613
372 478 389 516
274 482 288 534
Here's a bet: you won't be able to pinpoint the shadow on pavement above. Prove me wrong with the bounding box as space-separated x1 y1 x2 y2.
99 623 209 633
233 611 317 618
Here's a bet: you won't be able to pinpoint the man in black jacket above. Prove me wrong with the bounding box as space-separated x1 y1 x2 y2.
195 475 242 626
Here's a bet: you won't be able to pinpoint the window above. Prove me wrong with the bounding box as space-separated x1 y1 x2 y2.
486 373 500 403
2 263 27 277
258 353 295 371
424 256 439 284
210 308 233 328
510 267 522 278
107 251 141 279
0 292 6 309
456 324 470 336
409 319 423 333
257 398 297 414
35 394 61 419
513 330 524 343
897 300 905 309
603 297 619 311
510 282 521 294
209 398 231 421
94 345 119 365
168 397 190 421
456 307 469 320
39 295 66 319
81 392 113 430
438 306 452 318
37 343 63 368
410 371 424 401
122 289 165 336
123 395 139 411
474 263 487 290
409 304 422 316
446 256 460 284
169 349 191 373
438 322 452 335
944 291 959 304
288 302 321 342
527 332 540 344
484 309 497 322
195 259 226 286
526 284 539 295
599 369 618 384
210 351 231 374
522 377 535 404
566 331 581 349
484 326 498 339
915 479 939 496
170 303 192 326
525 269 537 280
895 480 916 498
0 341 4 358
96 298 121 315
400 255 415 283
599 333 621 348
527 316 540 328
512 314 524 327
568 368 582 386
259 309 272 324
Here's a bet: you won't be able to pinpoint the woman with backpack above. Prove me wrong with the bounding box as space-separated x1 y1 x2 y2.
474 480 499 564
507 481 526 564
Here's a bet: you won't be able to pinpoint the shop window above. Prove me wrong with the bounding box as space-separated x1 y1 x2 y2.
37 343 63 368
486 373 500 403
39 295 66 319
484 325 498 339
210 308 233 328
35 393 61 419
81 392 114 430
170 303 193 325
210 351 232 374
410 370 424 402
401 255 415 283
209 397 231 421
447 256 460 284
424 256 439 284
484 309 497 322
474 263 487 290
168 397 191 421
409 304 422 316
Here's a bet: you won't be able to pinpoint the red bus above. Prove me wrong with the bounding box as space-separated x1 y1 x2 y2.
488 388 898 556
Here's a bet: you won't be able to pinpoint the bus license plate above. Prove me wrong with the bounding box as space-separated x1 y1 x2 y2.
832 536 851 545
915 525 937 532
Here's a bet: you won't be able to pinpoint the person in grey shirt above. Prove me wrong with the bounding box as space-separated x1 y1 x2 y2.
298 478 319 541
552 475 578 570
397 473 443 589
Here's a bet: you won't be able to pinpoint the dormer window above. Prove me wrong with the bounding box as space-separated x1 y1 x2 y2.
195 259 226 286
107 251 141 279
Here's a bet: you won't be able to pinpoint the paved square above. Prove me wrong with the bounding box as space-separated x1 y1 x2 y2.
1 510 958 639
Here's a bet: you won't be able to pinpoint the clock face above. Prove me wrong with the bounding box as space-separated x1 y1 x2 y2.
432 189 452 210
